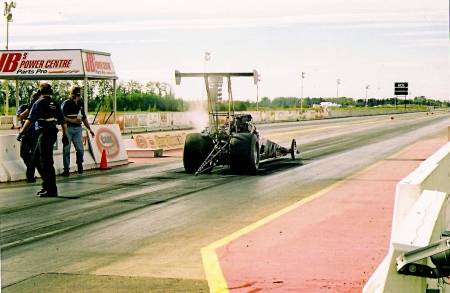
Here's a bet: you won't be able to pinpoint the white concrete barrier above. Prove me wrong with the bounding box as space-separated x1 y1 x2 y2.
261 111 275 123
0 162 7 181
364 141 450 293
123 138 163 158
0 115 16 130
364 190 447 293
246 111 261 122
391 143 450 239
0 134 25 181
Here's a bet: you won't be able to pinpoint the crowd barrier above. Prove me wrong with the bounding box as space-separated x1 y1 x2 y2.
2 109 441 133
0 134 26 181
0 124 129 182
0 115 16 130
364 141 450 293
119 109 436 131
0 124 187 181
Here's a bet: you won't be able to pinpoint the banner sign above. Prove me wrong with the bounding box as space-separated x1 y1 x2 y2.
159 112 169 126
133 131 192 150
123 114 148 128
89 124 128 166
148 113 160 128
81 51 116 78
0 49 117 79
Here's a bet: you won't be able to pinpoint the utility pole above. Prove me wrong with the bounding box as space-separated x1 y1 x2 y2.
365 85 369 108
337 79 340 99
301 72 305 112
256 74 260 111
201 52 210 111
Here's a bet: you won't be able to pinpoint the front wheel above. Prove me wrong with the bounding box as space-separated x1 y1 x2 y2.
290 139 297 160
230 133 260 174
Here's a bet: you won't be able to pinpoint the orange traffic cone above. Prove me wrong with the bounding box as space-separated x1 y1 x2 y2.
99 149 109 170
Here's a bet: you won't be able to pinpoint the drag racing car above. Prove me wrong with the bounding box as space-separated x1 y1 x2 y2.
175 69 299 175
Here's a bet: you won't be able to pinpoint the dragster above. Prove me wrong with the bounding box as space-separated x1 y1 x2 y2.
175 69 299 175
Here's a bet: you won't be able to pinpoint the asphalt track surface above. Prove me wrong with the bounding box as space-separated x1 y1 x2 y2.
1 111 450 292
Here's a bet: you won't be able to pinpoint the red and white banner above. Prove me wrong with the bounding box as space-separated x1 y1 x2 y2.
81 51 116 78
0 49 116 79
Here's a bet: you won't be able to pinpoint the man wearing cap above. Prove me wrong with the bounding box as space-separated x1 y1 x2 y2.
61 86 95 176
18 83 68 197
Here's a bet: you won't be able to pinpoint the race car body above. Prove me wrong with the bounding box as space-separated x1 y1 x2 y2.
175 70 298 175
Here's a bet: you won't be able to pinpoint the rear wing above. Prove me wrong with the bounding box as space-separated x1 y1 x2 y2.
175 70 259 85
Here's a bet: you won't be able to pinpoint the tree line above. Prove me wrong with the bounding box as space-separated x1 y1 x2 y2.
0 80 187 115
259 96 449 109
0 79 447 115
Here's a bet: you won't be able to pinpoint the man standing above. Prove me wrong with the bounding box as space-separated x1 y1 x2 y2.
16 91 40 182
18 83 68 197
61 86 95 176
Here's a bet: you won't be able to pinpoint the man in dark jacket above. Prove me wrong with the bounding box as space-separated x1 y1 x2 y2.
16 91 40 182
18 83 68 197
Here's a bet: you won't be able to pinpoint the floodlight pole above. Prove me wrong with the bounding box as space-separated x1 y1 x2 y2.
201 52 210 110
301 72 305 112
256 74 260 111
4 2 16 115
203 52 210 76
336 79 340 99
5 10 8 50
365 85 369 108
4 1 15 50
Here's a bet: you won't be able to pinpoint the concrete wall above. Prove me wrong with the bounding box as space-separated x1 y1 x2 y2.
118 109 436 131
364 141 450 293
3 109 440 133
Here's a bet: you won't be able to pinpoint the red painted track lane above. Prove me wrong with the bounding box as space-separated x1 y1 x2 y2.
214 138 447 292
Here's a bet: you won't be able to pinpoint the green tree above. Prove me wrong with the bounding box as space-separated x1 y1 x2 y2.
259 96 271 107
310 97 324 106
126 80 142 94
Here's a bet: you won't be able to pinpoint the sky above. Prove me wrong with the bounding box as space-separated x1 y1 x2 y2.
3 0 449 102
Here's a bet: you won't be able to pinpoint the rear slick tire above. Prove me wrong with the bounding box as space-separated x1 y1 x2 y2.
183 133 212 174
230 133 260 174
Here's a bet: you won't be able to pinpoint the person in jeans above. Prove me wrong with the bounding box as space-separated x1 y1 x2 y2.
60 86 95 176
18 83 68 197
16 91 40 182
